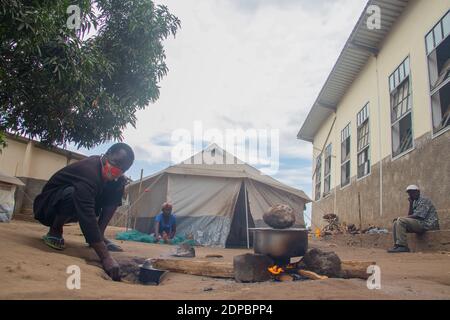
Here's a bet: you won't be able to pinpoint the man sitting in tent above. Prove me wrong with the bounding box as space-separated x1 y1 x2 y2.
33 143 134 281
154 202 177 243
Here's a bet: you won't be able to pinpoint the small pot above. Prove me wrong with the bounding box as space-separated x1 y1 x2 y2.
250 228 308 260
138 264 168 285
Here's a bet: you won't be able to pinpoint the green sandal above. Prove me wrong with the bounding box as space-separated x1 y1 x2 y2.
42 234 65 250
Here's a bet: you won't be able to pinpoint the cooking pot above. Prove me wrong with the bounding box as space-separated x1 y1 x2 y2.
250 228 308 260
139 262 168 285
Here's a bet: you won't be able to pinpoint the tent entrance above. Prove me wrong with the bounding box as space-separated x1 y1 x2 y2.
225 182 254 248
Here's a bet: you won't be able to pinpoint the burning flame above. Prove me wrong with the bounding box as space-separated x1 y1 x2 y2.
268 265 284 275
315 228 321 238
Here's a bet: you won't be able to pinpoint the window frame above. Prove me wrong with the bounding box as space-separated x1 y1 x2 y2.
389 56 415 159
356 103 371 179
323 143 332 196
314 153 322 201
340 123 351 188
425 10 450 137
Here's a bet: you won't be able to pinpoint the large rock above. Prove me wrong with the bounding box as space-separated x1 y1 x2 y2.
263 204 296 229
302 248 341 277
234 253 274 283
172 242 196 257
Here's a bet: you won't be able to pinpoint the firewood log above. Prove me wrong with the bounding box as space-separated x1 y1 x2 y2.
150 258 234 278
340 260 376 279
298 269 328 280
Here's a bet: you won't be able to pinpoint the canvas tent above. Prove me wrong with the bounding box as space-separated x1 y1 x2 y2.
0 171 25 222
126 144 311 247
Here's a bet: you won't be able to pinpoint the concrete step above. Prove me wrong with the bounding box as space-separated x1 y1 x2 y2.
21 208 33 214
321 230 450 253
12 212 36 223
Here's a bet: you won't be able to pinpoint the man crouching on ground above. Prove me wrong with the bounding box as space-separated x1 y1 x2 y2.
33 143 134 281
388 185 439 253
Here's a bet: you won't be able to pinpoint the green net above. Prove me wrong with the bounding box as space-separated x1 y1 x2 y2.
115 230 196 246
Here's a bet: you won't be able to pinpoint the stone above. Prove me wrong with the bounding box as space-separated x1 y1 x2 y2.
302 248 341 278
172 242 196 257
234 253 274 283
263 204 296 229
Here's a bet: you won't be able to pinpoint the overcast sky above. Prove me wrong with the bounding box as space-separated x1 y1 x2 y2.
72 0 368 213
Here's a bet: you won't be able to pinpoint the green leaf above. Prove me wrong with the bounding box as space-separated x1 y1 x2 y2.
0 0 181 148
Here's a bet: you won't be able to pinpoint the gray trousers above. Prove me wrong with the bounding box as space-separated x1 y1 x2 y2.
393 217 425 247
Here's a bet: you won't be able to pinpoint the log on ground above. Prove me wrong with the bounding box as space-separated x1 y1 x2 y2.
340 260 376 279
150 258 234 278
298 269 328 280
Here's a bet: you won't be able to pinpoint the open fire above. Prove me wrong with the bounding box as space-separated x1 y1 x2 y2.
267 261 311 282
267 265 284 275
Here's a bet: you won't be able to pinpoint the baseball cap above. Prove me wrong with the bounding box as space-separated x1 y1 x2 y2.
406 185 420 191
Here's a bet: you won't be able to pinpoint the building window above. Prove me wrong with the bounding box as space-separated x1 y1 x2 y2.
324 144 332 195
314 153 322 200
426 10 450 134
357 103 370 178
340 123 351 187
389 57 413 158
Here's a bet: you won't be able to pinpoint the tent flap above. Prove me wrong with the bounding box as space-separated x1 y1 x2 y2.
168 174 241 218
176 216 232 247
245 179 306 227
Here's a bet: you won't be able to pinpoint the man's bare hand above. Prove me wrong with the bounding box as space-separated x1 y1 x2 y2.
102 256 121 281
91 241 121 281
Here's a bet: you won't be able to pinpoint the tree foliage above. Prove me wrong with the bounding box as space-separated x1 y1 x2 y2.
0 0 180 148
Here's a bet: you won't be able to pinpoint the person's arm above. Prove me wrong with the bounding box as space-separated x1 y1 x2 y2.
98 205 118 240
154 221 161 240
98 177 125 239
409 199 429 220
408 198 414 216
73 182 120 281
169 223 176 239
90 242 120 281
98 178 127 251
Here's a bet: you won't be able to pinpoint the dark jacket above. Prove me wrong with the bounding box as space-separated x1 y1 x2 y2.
33 155 124 244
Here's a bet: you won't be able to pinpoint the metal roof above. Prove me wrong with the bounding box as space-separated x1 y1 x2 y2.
5 132 86 160
297 0 409 142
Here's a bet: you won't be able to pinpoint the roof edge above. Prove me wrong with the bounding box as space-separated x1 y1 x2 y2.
298 0 409 142
5 132 86 160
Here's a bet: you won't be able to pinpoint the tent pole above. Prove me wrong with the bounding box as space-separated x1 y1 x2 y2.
244 181 250 249
132 169 144 230
125 194 130 232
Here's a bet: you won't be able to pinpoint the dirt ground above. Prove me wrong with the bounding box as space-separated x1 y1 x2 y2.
0 220 449 300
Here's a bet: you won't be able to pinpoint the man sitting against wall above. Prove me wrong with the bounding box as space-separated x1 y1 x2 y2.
388 185 440 253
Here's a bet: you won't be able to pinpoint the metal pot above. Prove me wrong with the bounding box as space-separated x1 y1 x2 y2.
138 264 168 285
250 228 308 260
